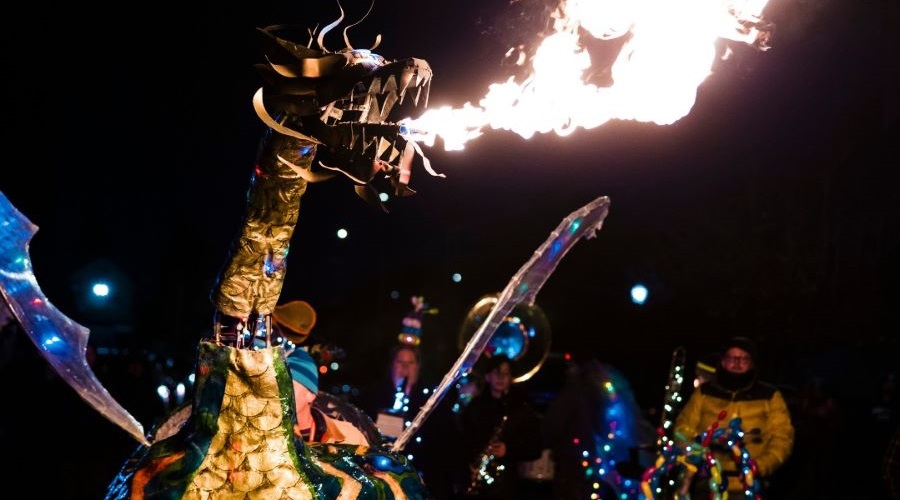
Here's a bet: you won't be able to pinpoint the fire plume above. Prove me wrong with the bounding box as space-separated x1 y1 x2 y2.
401 0 773 151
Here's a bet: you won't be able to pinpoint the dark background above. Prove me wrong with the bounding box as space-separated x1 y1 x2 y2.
1 0 897 497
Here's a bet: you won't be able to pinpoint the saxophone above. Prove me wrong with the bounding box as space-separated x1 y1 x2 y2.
467 415 509 495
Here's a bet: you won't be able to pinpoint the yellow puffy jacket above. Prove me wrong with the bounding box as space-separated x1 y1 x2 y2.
674 380 794 493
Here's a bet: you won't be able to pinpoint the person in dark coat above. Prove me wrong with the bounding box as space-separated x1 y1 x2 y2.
460 355 543 499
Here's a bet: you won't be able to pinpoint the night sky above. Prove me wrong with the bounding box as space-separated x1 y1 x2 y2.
1 0 898 487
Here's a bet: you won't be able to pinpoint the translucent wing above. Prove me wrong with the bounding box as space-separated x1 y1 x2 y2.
392 195 611 451
0 191 148 445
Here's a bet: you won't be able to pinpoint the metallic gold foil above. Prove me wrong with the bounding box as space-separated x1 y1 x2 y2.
212 133 315 320
188 345 303 497
108 343 430 499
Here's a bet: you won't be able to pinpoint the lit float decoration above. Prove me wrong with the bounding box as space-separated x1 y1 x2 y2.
641 410 761 499
2 4 438 498
0 0 779 497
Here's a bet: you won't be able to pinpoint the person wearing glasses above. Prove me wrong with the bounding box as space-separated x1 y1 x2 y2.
674 336 794 496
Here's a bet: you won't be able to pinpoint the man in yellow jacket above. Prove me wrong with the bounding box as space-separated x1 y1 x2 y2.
675 336 794 496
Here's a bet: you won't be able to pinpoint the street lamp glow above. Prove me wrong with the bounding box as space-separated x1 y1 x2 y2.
630 284 649 305
91 282 110 297
336 228 348 239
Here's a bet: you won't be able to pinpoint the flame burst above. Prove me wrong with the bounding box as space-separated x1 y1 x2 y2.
401 0 773 151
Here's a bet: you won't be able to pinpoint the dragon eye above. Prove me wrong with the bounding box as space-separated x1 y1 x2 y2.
346 49 385 69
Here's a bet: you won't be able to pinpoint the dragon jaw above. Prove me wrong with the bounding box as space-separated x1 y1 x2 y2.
253 24 436 206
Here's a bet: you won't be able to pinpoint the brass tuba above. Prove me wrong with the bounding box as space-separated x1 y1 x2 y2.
457 293 552 383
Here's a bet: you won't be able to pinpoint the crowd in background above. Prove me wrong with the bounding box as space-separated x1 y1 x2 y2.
0 316 897 499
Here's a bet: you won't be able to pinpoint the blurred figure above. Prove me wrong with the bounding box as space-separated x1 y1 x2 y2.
460 354 543 499
286 347 369 446
675 336 795 497
111 346 169 427
885 423 900 500
542 357 656 499
865 372 898 499
771 375 842 498
870 372 898 437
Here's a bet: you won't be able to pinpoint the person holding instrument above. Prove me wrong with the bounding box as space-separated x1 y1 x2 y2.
460 354 542 499
356 297 460 499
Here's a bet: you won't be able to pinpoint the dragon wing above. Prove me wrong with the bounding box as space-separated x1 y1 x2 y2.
392 195 611 452
0 191 148 445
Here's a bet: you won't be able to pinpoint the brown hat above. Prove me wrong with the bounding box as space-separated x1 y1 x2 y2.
272 300 317 343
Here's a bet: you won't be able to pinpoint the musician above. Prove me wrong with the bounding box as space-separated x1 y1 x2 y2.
356 318 462 498
356 299 435 428
357 344 429 423
460 354 543 499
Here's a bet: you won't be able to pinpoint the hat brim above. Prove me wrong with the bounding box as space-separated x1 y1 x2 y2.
273 300 317 343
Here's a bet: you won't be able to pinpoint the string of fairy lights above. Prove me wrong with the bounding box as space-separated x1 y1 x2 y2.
577 377 642 499
640 411 761 499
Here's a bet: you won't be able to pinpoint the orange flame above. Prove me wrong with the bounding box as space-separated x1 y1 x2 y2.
401 0 772 151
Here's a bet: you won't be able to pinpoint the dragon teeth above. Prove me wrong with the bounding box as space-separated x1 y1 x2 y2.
368 77 382 94
381 75 399 94
376 136 391 158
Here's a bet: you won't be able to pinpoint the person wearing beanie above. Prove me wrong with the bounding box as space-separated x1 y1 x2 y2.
285 348 369 447
674 336 794 496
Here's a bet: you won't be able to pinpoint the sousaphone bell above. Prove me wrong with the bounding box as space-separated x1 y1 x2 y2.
457 293 552 383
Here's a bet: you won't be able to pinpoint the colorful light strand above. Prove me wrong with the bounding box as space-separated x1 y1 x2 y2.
640 411 761 499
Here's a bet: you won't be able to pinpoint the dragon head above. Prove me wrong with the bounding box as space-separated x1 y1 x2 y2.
253 20 436 208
